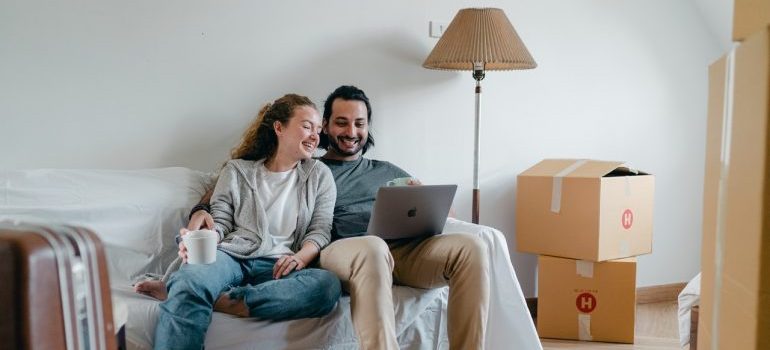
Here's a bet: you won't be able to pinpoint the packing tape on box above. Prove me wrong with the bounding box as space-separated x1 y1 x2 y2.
550 159 589 213
576 260 594 278
578 314 593 341
576 261 594 341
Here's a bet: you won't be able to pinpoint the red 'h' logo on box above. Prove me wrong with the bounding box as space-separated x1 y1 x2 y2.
622 209 634 230
576 293 597 313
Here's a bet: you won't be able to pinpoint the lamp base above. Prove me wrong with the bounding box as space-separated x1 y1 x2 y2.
472 189 480 224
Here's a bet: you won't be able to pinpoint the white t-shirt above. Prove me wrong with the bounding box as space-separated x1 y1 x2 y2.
258 165 299 257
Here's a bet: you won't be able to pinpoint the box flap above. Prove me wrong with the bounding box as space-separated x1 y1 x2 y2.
605 167 650 177
519 159 626 178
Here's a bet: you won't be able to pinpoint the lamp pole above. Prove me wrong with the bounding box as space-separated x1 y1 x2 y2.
472 62 485 224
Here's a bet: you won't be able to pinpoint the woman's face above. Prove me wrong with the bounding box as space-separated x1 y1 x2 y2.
275 105 322 161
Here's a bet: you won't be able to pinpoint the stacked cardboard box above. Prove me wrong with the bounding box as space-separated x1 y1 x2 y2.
698 22 770 350
515 159 655 344
733 0 770 42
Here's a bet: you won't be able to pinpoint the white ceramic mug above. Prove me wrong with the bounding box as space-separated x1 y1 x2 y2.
386 177 414 187
183 229 218 264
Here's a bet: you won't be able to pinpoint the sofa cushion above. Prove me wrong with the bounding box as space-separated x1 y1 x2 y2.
0 168 214 284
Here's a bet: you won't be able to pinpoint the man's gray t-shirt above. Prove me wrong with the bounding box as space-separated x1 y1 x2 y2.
320 157 410 241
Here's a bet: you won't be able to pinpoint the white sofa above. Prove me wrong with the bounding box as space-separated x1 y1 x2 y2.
0 167 541 349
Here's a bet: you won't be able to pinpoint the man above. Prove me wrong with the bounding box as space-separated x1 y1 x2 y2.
187 85 490 350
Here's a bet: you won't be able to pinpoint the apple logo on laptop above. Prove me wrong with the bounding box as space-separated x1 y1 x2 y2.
407 207 417 218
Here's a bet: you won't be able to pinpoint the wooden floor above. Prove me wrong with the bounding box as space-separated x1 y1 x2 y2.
540 301 688 349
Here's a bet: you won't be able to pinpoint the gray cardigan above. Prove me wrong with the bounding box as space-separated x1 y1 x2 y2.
157 158 335 282
212 158 336 259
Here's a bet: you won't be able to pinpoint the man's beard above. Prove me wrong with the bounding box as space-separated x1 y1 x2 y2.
328 136 364 156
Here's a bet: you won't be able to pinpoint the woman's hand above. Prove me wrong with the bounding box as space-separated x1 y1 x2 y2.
182 208 215 264
273 254 307 279
177 228 190 263
188 210 215 230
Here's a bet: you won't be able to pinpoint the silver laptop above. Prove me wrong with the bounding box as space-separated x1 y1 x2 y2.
366 184 457 240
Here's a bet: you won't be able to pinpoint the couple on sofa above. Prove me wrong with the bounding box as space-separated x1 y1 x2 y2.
136 85 490 350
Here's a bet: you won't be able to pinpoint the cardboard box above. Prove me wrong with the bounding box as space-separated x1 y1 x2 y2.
733 0 770 42
537 255 636 344
697 50 726 350
699 27 770 350
516 159 654 261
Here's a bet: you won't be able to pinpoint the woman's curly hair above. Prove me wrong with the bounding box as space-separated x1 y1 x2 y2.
230 93 317 162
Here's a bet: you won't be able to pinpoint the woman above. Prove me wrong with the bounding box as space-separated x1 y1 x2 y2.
150 94 341 349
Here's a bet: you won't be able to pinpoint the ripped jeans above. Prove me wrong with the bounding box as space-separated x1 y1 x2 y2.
153 250 341 350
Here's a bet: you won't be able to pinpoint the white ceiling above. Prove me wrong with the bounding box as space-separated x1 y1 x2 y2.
690 0 734 49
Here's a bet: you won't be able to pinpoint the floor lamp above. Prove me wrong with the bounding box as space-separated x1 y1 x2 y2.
423 8 537 224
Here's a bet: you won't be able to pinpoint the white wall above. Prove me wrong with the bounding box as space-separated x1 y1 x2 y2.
691 0 734 51
0 0 723 295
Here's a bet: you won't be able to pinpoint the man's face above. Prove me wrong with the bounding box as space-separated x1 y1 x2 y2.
323 99 369 161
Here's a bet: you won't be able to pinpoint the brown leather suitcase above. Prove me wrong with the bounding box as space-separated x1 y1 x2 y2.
0 222 117 350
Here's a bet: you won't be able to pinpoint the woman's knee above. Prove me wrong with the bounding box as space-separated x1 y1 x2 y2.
298 269 341 315
167 270 211 297
245 269 340 320
311 269 342 304
167 257 234 299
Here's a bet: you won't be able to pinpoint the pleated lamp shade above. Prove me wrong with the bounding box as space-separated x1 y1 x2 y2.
423 8 537 71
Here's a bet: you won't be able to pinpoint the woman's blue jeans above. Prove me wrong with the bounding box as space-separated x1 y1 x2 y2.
153 250 341 350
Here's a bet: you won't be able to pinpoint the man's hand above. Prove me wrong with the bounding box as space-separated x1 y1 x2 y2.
188 210 214 230
272 255 307 279
407 178 422 186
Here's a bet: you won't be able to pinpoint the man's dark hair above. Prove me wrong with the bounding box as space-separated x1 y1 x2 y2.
319 85 375 154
